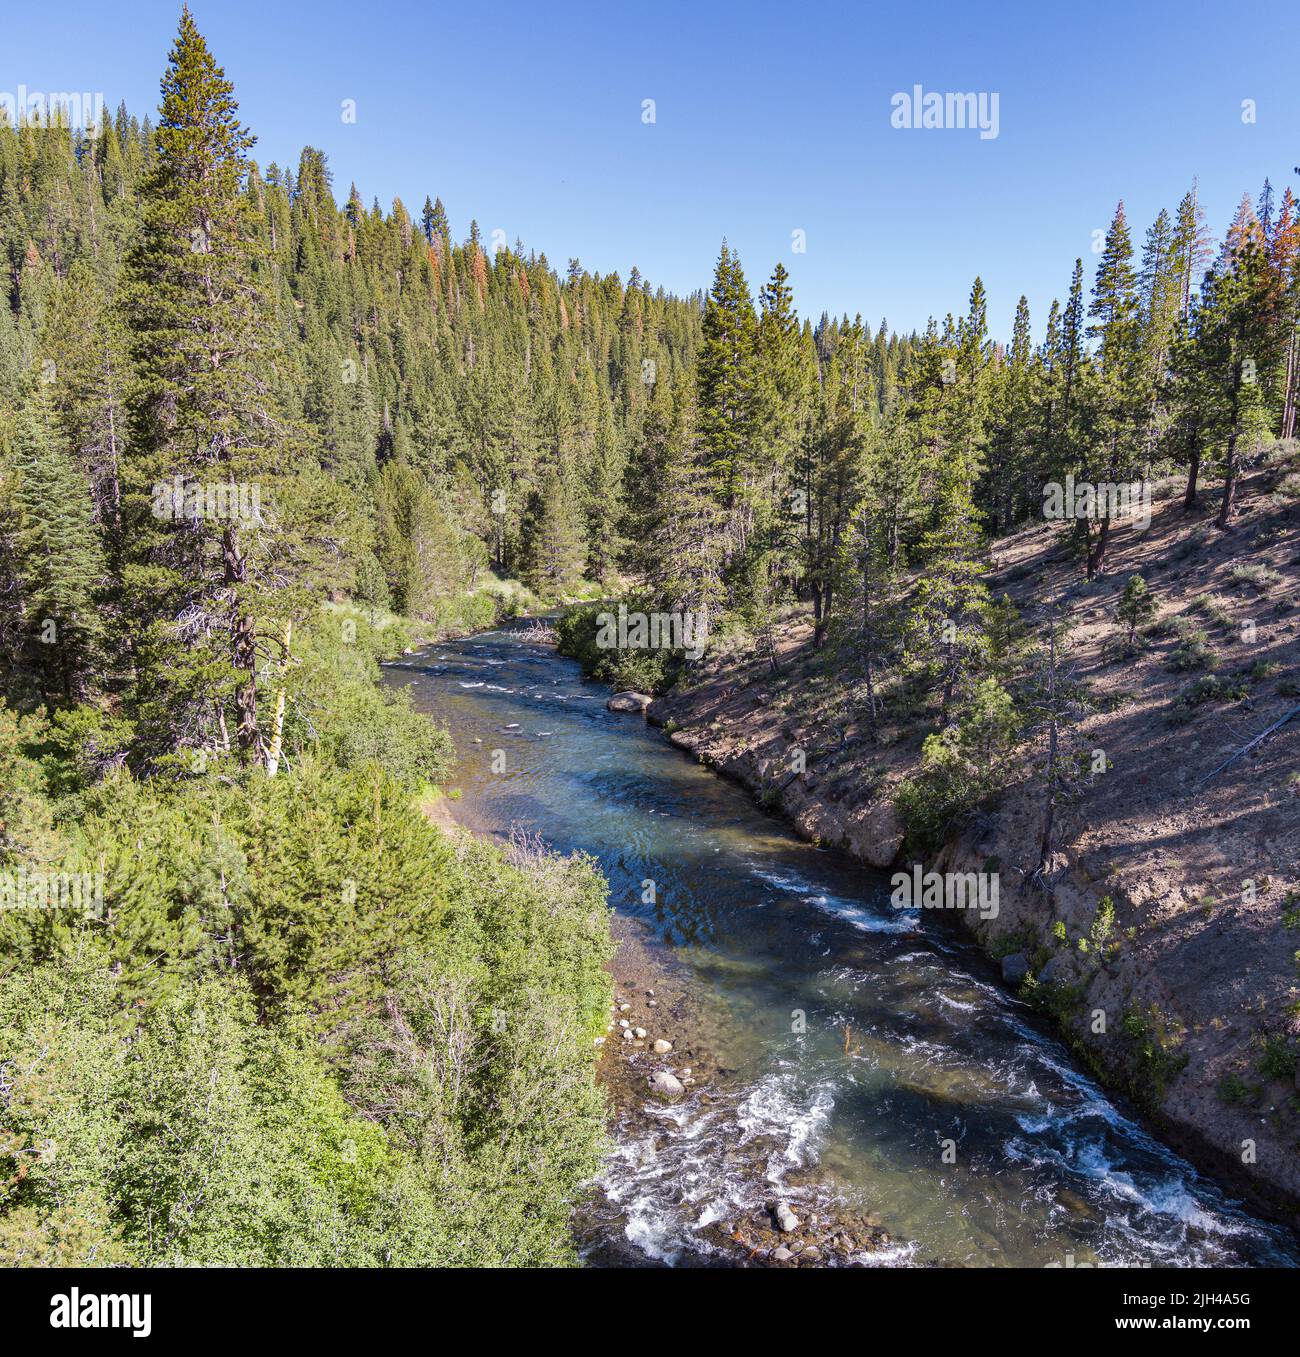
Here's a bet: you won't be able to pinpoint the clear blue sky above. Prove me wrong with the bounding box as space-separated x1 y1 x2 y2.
8 0 1299 339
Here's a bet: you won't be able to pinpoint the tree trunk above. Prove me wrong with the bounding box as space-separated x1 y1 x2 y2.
224 526 259 762
1183 442 1200 511
1038 628 1059 872
1087 514 1112 579
265 620 293 777
1282 322 1298 442
1216 382 1242 530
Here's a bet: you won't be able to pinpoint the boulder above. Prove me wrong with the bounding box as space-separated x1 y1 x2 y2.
607 692 653 713
1037 953 1074 987
1001 952 1030 987
649 1071 685 1099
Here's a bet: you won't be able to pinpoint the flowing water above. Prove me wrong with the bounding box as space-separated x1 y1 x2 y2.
387 626 1299 1268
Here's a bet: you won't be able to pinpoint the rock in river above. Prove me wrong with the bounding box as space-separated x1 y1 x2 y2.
772 1202 799 1233
649 1071 685 1100
1001 952 1029 986
607 692 652 713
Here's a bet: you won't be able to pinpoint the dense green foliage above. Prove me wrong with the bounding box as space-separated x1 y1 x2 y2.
555 598 680 693
0 10 613 1268
0 710 612 1266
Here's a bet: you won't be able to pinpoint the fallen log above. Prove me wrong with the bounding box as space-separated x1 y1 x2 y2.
1194 701 1300 789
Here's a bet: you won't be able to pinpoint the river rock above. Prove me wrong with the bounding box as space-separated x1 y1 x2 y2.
772 1246 793 1262
772 1202 799 1233
649 1071 685 1099
634 1027 647 1039
653 1039 673 1054
607 692 653 713
1001 952 1030 986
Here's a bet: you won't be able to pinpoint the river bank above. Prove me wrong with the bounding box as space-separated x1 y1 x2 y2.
636 481 1300 1227
388 624 1299 1266
419 772 902 1265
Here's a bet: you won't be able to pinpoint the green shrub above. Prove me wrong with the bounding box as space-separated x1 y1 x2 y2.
895 680 1019 851
1191 593 1235 631
1172 673 1250 711
0 596 614 1269
1167 624 1216 672
1115 574 1157 648
1216 1072 1252 1106
1230 563 1281 593
556 597 680 694
1258 1035 1298 1081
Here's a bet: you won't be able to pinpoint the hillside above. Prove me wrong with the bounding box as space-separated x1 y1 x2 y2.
648 445 1300 1217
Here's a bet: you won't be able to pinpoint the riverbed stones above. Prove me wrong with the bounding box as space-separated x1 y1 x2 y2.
653 1039 673 1054
772 1202 799 1233
607 692 653 713
634 1027 647 1039
1001 952 1030 986
649 1071 685 1099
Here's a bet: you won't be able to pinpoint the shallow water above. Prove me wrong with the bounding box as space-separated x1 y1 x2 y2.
387 628 1299 1268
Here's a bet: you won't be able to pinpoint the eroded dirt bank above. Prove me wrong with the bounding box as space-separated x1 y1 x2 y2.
643 470 1300 1224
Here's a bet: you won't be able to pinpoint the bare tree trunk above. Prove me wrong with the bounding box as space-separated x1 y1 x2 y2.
1282 322 1298 441
1087 514 1112 579
1037 627 1059 873
224 525 259 762
265 620 292 777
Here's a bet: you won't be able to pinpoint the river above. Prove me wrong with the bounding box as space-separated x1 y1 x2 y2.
386 625 1299 1268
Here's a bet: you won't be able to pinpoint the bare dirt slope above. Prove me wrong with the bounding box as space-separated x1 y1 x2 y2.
649 453 1300 1219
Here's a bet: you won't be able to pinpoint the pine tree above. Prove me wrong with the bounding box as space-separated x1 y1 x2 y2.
11 381 105 700
124 7 297 765
1171 182 1213 320
1084 203 1142 576
1116 573 1156 648
1195 211 1285 527
522 467 587 597
697 241 758 566
986 294 1033 531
